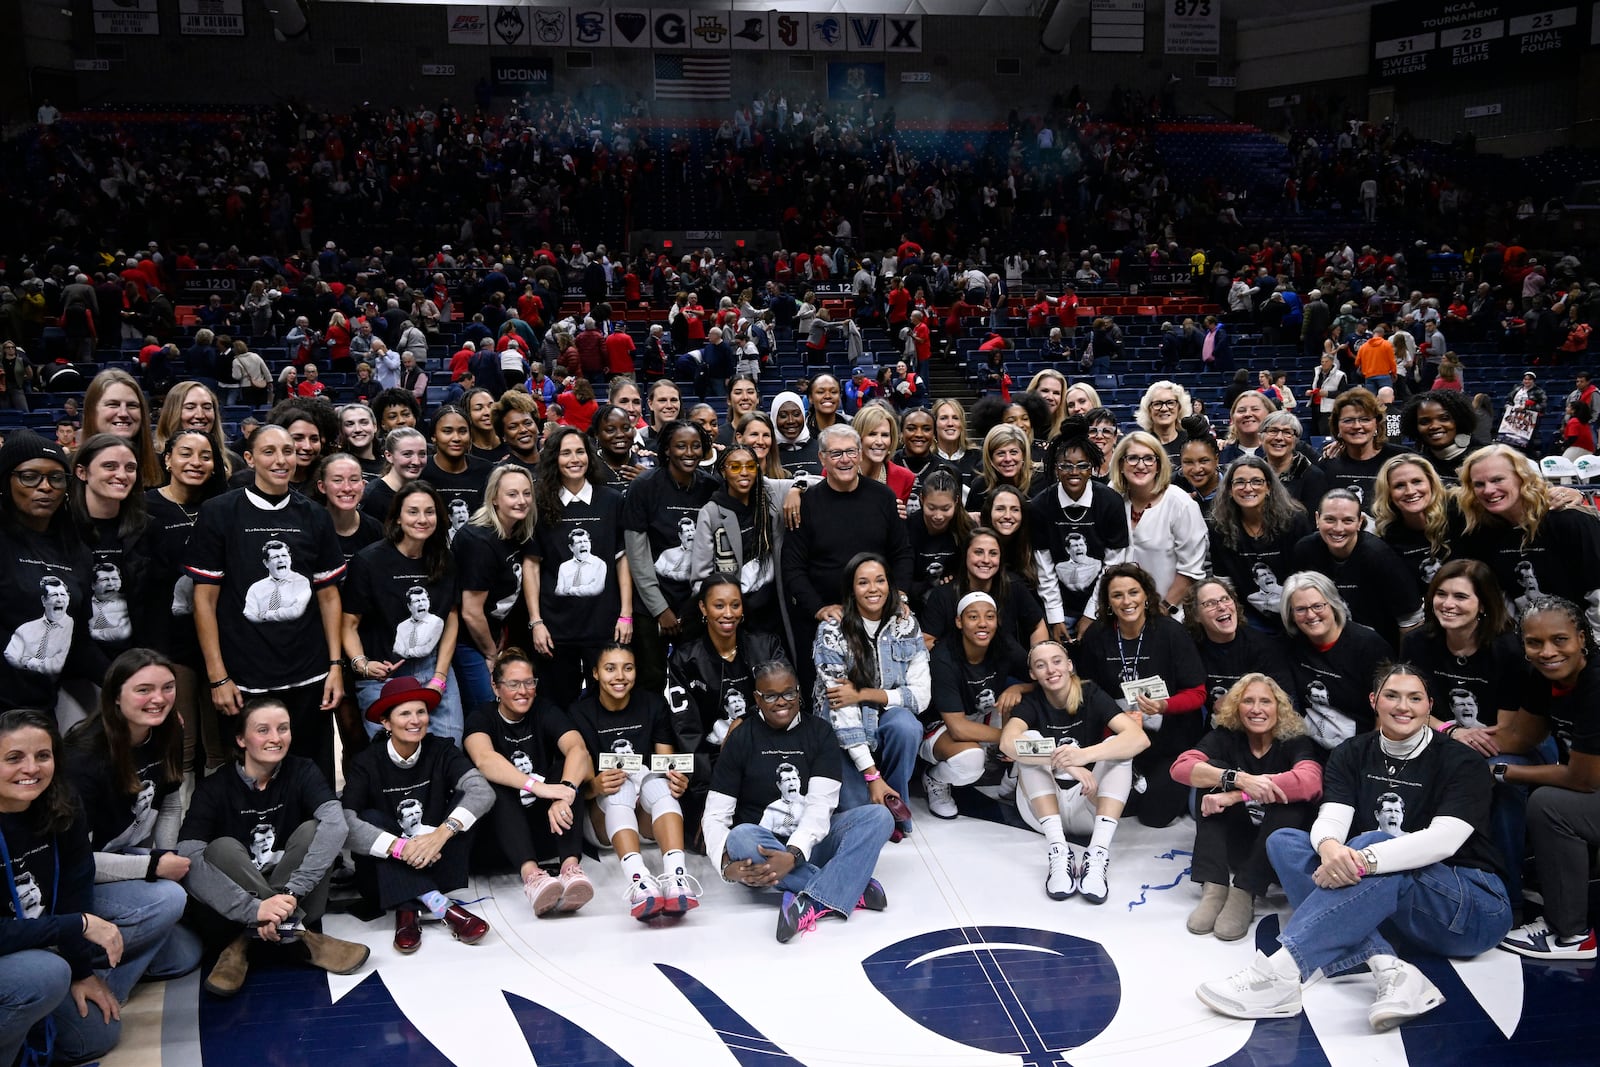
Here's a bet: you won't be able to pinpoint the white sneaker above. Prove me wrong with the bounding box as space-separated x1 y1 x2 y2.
1368 958 1445 1032
1045 844 1076 900
1079 845 1110 904
1499 918 1598 960
923 772 958 819
656 869 703 915
626 873 665 921
1196 951 1304 1020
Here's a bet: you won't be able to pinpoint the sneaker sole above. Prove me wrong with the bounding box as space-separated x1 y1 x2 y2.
557 879 594 913
527 879 564 917
1195 986 1301 1020
632 897 667 921
661 895 700 916
1370 992 1444 1032
1045 882 1074 901
927 805 959 820
1500 940 1598 960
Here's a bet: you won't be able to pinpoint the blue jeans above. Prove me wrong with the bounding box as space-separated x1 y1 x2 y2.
1267 828 1511 981
93 879 203 985
1488 738 1559 905
358 653 462 743
836 705 919 826
452 643 494 709
724 804 894 914
0 952 70 1067
1364 374 1393 392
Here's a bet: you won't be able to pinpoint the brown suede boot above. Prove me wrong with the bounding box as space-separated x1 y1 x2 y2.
1187 882 1230 935
300 930 371 975
1213 886 1256 942
203 933 252 998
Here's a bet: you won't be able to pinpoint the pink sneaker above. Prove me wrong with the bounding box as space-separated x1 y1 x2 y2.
523 868 563 916
557 865 594 913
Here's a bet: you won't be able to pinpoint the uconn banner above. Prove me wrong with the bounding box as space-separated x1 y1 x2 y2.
445 7 922 51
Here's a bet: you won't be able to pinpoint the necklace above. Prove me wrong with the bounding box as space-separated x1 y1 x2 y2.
1116 625 1145 682
160 488 199 524
1380 724 1430 776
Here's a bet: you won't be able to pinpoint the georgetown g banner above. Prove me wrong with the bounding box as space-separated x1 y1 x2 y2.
826 60 886 102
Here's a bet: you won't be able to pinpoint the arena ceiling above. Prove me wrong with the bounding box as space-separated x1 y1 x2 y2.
321 0 1382 21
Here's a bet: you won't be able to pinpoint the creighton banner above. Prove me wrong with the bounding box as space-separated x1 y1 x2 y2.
443 7 920 50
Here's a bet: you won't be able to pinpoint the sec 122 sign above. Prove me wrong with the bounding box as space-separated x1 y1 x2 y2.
1369 0 1586 83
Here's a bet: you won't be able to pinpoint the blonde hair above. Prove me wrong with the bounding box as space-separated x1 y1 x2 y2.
852 403 901 484
1026 368 1069 439
1135 380 1193 432
1211 674 1307 740
154 381 233 477
471 463 538 541
931 397 971 455
1372 454 1451 559
1108 430 1173 496
1026 640 1083 714
1065 382 1102 414
1456 443 1550 545
980 423 1033 496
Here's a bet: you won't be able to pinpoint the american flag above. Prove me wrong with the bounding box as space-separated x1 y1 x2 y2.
653 54 731 101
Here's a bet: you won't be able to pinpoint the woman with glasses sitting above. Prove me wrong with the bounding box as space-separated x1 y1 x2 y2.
1135 381 1193 462
1319 389 1407 512
1280 571 1394 751
1206 457 1312 633
1259 411 1328 514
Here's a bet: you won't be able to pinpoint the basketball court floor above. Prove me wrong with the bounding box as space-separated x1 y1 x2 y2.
111 803 1594 1067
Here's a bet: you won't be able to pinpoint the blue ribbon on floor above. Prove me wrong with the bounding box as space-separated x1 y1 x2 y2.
1126 848 1193 912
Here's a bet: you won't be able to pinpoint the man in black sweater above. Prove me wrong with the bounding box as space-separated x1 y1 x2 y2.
781 424 912 690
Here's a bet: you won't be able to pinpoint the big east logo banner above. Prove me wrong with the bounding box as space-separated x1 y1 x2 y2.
444 8 921 51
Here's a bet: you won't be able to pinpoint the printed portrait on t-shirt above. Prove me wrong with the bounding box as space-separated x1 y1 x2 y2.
554 527 606 596
1448 688 1482 729
392 585 444 659
494 560 522 619
1511 560 1542 615
447 498 471 545
13 871 43 919
4 575 74 675
397 797 425 836
1419 555 1442 586
88 562 132 643
250 823 283 870
759 761 804 837
511 749 536 806
1374 791 1407 837
1246 562 1284 616
171 573 195 616
1303 679 1350 746
655 516 696 582
243 540 313 623
1055 533 1102 591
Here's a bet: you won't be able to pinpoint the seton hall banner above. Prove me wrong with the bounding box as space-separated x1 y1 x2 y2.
445 7 922 51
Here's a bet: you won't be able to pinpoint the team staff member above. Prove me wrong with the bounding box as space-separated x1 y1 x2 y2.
187 424 346 785
420 405 494 543
1183 578 1296 723
1030 422 1129 641
1289 489 1422 649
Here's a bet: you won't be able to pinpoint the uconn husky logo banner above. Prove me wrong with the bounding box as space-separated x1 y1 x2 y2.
442 8 921 52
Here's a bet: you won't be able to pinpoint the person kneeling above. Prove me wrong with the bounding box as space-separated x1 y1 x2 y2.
704 661 893 943
177 697 370 998
1196 664 1511 1032
342 676 495 954
999 640 1148 904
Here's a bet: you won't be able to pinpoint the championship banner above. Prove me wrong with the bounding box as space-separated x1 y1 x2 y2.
179 0 244 37
1164 0 1219 54
94 0 159 35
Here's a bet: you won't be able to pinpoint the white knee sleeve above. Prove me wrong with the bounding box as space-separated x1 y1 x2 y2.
932 746 989 787
1092 758 1133 805
602 776 642 841
1015 762 1097 836
639 774 682 821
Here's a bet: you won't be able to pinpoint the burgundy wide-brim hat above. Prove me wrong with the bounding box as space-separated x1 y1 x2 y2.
365 675 442 724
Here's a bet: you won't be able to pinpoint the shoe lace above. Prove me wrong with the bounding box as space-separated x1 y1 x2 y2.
1227 963 1275 993
792 900 824 937
1373 964 1405 1000
624 875 657 903
660 870 703 898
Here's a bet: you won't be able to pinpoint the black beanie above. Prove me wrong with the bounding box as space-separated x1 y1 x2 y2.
0 430 69 486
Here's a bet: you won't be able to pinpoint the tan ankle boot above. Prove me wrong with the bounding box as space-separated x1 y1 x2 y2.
1214 886 1256 942
300 930 371 975
204 933 251 998
1187 882 1230 935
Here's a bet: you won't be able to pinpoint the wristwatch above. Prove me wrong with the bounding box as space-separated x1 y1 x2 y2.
786 844 807 866
443 817 465 835
1360 847 1380 876
560 779 581 803
1491 763 1509 783
1220 769 1238 792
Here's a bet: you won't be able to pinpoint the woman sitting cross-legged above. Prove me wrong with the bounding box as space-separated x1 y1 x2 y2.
1196 663 1511 1032
176 697 370 998
999 640 1149 904
463 649 594 918
341 676 495 954
704 659 893 944
1170 674 1323 941
0 709 191 1067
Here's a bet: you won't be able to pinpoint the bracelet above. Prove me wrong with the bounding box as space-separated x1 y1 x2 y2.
522 775 542 794
390 838 409 859
209 676 231 689
1435 721 1457 734
618 615 633 623
531 619 545 627
145 851 163 882
82 914 89 935
425 678 447 692
353 656 369 669
328 659 343 667
863 770 881 782
1239 791 1252 803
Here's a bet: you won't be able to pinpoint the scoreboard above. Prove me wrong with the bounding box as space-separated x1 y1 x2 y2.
1369 1 1590 83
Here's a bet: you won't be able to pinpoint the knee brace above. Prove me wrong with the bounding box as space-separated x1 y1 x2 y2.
639 774 683 822
602 776 642 841
1092 758 1134 805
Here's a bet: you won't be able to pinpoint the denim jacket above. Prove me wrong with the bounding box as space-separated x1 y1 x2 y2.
812 611 930 753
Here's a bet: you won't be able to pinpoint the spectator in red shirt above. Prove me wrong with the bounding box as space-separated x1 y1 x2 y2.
556 377 599 432
296 363 327 398
574 317 606 377
1026 290 1054 337
450 342 474 382
911 310 932 369
604 328 637 377
886 278 911 331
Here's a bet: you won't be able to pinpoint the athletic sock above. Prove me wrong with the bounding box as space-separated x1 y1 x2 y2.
1089 815 1118 851
620 851 651 883
1038 813 1067 849
419 890 450 919
662 848 686 878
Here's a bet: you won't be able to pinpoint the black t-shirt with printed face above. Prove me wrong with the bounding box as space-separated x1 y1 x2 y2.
1009 680 1122 752
0 808 93 924
1288 622 1394 750
185 487 346 692
1520 660 1600 758
1193 727 1322 778
1319 445 1408 512
621 466 719 613
928 637 1029 729
1197 627 1298 722
465 700 577 792
710 711 842 835
1400 630 1525 730
139 491 203 661
454 524 534 624
1207 512 1312 632
83 519 145 660
1457 509 1600 624
907 521 961 610
0 526 94 712
1028 482 1130 620
1379 513 1461 593
66 733 178 854
341 541 459 664
177 756 336 871
529 486 626 647
1289 531 1421 648
1322 731 1504 877
923 575 1045 652
421 456 494 547
568 689 676 765
342 735 476 832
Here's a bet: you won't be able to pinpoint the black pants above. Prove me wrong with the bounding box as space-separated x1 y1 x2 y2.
486 785 583 869
1191 799 1318 895
267 681 335 789
535 645 603 711
353 808 475 911
1131 722 1206 829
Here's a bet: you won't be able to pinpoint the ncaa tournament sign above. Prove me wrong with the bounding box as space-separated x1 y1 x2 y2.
492 56 553 95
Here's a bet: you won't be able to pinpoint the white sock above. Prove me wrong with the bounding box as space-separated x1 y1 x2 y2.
1089 815 1118 851
1038 814 1067 849
419 890 450 919
621 851 651 884
662 848 686 878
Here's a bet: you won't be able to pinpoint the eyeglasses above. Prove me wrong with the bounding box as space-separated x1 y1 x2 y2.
1122 454 1157 467
1149 399 1179 410
497 678 537 692
756 687 802 703
1262 427 1298 438
1088 425 1118 437
723 461 759 474
12 470 67 489
1291 601 1330 618
1232 477 1268 490
1197 596 1233 612
823 448 859 461
1056 460 1094 473
1338 416 1376 427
